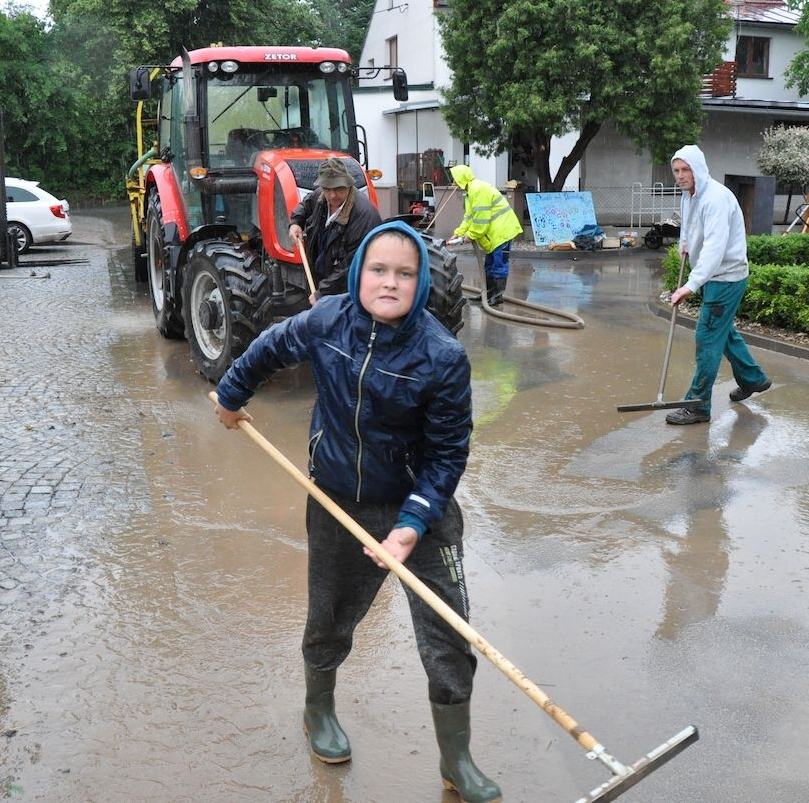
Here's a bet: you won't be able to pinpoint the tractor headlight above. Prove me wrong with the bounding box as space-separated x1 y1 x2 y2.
221 60 238 73
319 61 336 74
336 62 348 73
207 62 219 73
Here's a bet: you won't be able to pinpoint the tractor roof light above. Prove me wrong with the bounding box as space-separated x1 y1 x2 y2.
319 61 336 74
207 62 219 73
221 60 239 73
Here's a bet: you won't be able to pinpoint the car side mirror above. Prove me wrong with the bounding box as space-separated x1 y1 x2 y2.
392 69 408 102
129 67 152 101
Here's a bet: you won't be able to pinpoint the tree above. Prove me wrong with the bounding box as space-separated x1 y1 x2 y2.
785 0 809 96
438 0 731 191
313 0 376 63
757 125 809 188
0 8 85 193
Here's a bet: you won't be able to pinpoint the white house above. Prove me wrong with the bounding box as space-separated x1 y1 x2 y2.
582 0 809 225
355 0 808 229
353 0 579 222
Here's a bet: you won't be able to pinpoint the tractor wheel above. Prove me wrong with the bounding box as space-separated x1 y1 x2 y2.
424 237 466 336
8 222 32 254
182 240 267 383
146 192 184 338
132 233 147 283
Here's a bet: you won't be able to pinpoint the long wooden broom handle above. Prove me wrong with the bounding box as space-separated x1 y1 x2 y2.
657 253 688 402
297 240 317 296
208 390 601 753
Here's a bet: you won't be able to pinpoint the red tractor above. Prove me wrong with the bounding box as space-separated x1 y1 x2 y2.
127 46 464 382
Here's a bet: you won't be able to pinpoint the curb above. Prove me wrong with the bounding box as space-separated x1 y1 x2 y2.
648 298 809 361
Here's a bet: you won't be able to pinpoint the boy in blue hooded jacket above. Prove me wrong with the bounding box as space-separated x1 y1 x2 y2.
215 221 501 803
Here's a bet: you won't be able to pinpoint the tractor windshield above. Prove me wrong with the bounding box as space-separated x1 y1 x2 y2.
206 68 353 169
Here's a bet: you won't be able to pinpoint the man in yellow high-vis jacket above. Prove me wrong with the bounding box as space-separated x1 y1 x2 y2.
447 165 523 305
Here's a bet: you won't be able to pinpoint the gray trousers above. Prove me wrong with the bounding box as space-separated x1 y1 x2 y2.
302 490 477 704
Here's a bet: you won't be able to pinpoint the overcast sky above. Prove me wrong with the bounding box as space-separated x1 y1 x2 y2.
3 0 50 19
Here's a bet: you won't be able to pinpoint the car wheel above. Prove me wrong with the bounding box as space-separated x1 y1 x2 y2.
8 222 32 254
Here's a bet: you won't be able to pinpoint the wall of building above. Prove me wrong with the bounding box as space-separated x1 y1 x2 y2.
579 110 809 226
730 23 803 102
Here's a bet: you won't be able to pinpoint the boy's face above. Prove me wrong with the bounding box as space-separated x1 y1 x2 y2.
359 234 420 325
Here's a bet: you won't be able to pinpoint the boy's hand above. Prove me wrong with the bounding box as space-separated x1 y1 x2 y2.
364 527 418 568
215 402 253 430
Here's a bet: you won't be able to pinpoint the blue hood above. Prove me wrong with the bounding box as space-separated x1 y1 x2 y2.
347 220 431 331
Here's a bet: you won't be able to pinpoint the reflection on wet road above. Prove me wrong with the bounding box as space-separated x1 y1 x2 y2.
1 210 808 802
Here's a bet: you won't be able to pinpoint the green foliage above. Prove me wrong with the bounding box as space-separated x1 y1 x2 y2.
314 0 376 63
2 0 366 201
741 264 809 331
785 0 809 96
0 8 87 195
438 0 730 190
756 126 809 188
661 239 809 332
747 233 809 266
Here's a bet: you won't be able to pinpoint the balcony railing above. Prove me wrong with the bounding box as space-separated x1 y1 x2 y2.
701 61 736 98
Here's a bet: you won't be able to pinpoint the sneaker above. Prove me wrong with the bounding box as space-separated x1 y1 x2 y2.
665 408 710 425
729 380 771 402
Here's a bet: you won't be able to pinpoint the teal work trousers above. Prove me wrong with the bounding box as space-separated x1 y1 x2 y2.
684 279 768 415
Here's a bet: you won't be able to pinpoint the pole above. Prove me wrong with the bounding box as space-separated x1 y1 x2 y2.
0 107 16 269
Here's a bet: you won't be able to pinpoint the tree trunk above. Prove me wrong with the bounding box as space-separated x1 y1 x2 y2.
553 120 601 191
531 120 602 192
533 132 553 192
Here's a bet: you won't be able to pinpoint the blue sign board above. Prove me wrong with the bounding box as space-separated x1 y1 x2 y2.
525 192 597 246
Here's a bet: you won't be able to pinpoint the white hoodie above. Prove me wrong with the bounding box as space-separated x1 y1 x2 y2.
671 145 749 292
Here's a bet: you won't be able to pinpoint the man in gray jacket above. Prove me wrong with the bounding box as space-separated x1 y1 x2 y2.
667 144 770 425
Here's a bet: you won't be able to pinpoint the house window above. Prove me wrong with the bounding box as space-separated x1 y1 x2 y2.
735 36 770 78
387 36 398 70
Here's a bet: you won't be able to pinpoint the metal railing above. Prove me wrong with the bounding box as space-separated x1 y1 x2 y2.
701 61 736 98
630 182 682 230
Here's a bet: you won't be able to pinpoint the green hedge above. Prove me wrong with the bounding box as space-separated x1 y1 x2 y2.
661 238 809 333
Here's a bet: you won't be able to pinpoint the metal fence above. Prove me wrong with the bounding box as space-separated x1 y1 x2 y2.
582 184 682 227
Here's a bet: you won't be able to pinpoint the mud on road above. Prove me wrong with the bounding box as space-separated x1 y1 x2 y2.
2 207 809 802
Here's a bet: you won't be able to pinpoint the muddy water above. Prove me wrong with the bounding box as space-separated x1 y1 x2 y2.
1 210 808 802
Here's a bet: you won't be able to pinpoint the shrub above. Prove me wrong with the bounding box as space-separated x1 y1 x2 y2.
741 264 809 331
660 243 809 332
747 234 809 266
756 126 809 188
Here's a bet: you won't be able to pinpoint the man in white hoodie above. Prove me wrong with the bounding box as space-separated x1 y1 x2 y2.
666 144 771 425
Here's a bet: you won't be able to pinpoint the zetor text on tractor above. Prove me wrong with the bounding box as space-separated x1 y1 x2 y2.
127 46 465 382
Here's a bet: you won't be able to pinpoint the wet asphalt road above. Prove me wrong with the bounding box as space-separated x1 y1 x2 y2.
1 207 808 802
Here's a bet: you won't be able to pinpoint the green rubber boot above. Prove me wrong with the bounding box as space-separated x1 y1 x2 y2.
303 666 351 763
431 701 502 803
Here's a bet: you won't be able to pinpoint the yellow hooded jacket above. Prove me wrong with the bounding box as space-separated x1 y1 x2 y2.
450 165 523 253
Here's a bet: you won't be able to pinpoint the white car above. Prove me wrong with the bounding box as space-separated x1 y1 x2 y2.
4 177 72 253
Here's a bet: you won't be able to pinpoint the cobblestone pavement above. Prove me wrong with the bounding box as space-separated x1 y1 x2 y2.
1 213 149 610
